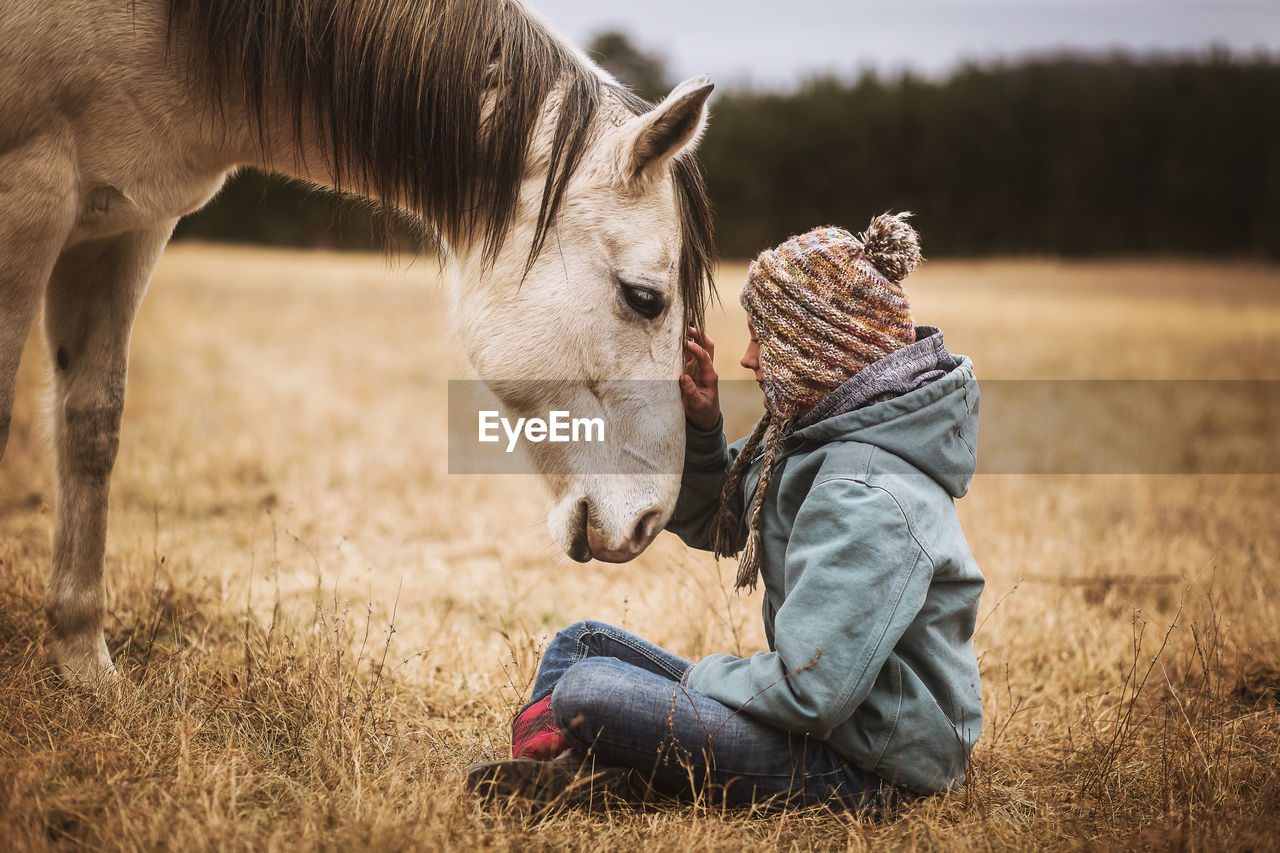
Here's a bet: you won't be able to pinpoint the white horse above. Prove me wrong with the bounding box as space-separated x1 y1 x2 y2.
0 0 716 682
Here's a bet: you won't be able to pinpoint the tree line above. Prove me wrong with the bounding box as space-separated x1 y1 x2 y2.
174 38 1280 259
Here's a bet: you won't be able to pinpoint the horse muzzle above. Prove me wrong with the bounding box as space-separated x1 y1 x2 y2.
554 494 671 563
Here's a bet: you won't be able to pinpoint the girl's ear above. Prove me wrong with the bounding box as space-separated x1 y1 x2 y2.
618 75 714 190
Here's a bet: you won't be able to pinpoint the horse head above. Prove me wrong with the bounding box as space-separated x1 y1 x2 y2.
450 77 715 563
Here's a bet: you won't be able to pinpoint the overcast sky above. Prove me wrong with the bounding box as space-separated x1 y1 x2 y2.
526 0 1280 89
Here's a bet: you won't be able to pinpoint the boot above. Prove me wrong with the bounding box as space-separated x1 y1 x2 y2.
464 749 653 808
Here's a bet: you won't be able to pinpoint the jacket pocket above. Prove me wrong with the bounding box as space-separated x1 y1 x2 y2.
871 654 904 768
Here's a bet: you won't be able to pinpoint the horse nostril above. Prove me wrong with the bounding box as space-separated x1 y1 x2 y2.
569 499 591 562
632 507 663 546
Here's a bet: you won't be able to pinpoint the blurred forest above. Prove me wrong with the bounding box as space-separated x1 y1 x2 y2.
173 33 1280 259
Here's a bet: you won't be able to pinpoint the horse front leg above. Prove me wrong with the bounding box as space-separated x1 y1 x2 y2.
0 257 45 462
42 222 175 683
0 136 78 460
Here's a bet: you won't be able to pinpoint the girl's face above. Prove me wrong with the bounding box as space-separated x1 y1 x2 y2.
740 318 765 388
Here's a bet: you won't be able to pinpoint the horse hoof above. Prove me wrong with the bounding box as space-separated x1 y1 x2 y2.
48 633 118 685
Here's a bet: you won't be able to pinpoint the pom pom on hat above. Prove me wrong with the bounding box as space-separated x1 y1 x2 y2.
857 211 922 284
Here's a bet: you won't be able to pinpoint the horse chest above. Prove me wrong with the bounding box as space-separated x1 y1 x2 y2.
67 158 228 245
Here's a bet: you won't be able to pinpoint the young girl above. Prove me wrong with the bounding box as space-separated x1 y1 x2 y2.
467 213 984 813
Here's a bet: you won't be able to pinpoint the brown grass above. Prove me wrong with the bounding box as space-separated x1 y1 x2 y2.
2 246 1279 850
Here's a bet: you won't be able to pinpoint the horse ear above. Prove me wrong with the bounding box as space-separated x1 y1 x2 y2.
621 75 714 189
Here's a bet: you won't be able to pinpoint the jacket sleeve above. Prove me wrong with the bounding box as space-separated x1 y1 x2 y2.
683 477 932 739
663 413 748 553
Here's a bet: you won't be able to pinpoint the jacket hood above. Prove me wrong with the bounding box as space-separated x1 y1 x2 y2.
784 326 980 497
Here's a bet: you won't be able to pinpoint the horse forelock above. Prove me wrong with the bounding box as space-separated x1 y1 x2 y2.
670 150 717 337
168 0 714 330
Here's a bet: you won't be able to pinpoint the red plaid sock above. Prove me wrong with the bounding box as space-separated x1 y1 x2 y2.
511 694 568 760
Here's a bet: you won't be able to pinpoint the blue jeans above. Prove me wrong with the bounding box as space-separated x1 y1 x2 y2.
523 620 899 813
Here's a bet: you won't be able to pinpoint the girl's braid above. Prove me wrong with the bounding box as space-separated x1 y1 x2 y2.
733 418 784 591
708 411 772 564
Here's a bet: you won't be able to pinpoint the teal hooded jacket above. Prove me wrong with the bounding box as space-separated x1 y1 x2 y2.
665 327 984 795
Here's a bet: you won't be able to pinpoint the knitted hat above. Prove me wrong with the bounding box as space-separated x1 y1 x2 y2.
710 212 924 591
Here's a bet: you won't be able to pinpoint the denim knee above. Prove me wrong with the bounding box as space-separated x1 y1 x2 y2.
550 657 620 743
554 620 612 641
550 620 628 663
550 619 609 652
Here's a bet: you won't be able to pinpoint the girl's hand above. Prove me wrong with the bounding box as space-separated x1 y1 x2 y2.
680 326 721 431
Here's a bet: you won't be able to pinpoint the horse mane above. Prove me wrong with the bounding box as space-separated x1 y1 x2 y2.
167 0 715 329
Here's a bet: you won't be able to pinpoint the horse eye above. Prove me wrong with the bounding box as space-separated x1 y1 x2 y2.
621 283 665 320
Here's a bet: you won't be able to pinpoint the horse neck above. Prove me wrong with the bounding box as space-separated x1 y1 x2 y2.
173 0 621 258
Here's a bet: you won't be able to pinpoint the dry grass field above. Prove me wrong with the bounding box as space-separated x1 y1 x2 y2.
2 245 1279 850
